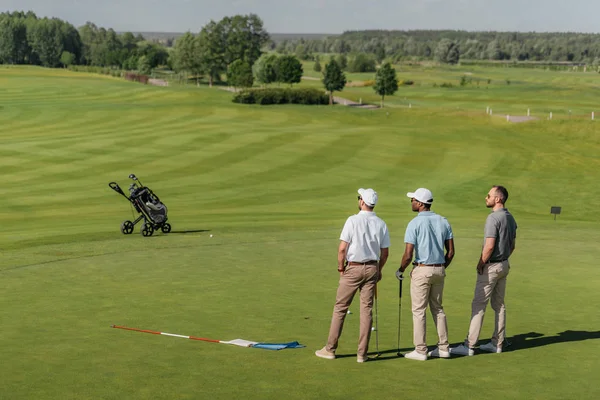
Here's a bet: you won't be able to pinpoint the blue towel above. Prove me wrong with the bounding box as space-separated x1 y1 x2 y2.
251 341 305 350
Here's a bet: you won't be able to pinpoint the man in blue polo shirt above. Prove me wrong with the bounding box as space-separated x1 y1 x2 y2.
399 188 455 361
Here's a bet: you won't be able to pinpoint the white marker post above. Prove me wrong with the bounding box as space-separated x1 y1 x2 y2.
550 112 553 120
409 103 412 109
527 109 530 117
490 109 493 116
593 112 595 120
507 115 510 122
486 106 490 114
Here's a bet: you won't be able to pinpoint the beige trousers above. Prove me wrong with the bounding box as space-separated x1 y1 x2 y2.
466 261 510 348
410 266 449 354
326 264 378 358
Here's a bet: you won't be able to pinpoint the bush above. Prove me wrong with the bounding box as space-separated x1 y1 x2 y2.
399 79 414 86
232 88 328 105
440 82 454 88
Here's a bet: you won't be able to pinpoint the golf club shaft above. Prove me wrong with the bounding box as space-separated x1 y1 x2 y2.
111 325 221 343
397 277 403 356
375 284 379 355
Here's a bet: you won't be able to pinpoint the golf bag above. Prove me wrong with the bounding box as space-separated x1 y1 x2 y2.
109 174 171 237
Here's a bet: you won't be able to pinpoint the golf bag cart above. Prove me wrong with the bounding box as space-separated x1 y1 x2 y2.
109 174 171 237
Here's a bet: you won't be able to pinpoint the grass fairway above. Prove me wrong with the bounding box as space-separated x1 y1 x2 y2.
1 65 600 400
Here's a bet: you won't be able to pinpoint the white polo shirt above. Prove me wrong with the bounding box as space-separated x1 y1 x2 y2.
340 211 390 262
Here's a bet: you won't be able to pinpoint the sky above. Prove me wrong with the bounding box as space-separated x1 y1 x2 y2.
2 0 600 34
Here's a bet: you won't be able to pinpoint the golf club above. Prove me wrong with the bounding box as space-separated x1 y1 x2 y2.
373 284 381 358
396 268 404 357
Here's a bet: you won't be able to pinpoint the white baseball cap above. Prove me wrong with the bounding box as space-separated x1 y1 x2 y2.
407 188 433 204
358 188 378 207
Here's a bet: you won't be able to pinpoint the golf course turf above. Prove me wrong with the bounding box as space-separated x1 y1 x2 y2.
1 65 599 399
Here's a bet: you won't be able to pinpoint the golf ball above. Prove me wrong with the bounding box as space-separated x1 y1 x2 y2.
371 327 376 331
347 310 352 314
210 234 213 238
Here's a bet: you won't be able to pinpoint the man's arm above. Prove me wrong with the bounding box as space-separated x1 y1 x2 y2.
338 241 349 274
510 239 516 256
444 238 455 268
476 237 496 274
378 247 389 281
399 243 415 273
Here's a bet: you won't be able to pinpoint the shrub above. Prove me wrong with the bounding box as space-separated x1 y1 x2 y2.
440 82 454 88
399 79 414 86
232 88 328 105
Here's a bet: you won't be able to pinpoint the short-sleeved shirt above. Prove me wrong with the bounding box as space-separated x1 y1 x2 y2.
484 208 517 262
340 211 390 262
404 211 453 265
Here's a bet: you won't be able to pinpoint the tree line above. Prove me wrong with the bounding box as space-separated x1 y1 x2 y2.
0 11 168 71
272 30 600 64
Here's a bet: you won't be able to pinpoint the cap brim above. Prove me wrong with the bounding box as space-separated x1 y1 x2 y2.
406 192 416 198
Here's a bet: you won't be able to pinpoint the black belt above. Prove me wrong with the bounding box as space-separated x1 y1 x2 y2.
416 263 445 267
348 260 378 266
486 259 508 264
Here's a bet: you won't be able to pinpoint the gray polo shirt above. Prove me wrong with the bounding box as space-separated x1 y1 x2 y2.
484 208 517 262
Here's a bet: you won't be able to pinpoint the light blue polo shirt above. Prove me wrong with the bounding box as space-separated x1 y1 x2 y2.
404 211 453 264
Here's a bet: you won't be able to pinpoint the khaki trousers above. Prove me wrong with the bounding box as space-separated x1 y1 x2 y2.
467 261 510 348
410 266 449 354
326 264 378 358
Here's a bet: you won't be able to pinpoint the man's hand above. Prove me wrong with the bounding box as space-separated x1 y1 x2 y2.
395 269 404 281
477 264 484 275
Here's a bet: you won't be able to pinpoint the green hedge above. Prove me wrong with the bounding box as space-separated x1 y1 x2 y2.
233 88 329 105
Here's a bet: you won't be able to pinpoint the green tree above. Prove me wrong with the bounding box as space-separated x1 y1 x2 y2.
434 38 460 64
172 32 201 84
294 43 310 61
228 59 254 88
322 59 346 105
221 14 269 66
60 50 74 67
28 18 64 67
336 53 348 70
137 55 151 75
374 42 386 63
252 53 278 86
274 55 303 86
373 62 398 107
0 17 29 64
348 53 377 72
197 20 226 87
313 55 322 72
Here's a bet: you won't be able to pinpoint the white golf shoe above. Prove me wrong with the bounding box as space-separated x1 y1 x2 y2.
479 342 502 353
449 344 475 356
427 347 450 358
404 350 428 361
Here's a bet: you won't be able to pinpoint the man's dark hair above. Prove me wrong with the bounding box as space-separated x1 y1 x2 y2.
493 185 509 204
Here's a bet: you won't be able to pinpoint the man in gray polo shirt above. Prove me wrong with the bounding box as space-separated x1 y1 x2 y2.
316 188 390 363
451 185 517 356
399 188 455 361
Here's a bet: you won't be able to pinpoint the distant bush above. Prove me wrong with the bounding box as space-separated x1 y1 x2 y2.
347 53 377 73
440 82 454 88
232 88 329 105
347 79 375 87
399 79 414 85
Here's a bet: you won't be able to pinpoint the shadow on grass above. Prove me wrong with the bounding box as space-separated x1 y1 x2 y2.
335 347 413 362
502 330 600 352
169 230 211 234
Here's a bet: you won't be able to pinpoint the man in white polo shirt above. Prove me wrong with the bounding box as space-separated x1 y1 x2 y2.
316 188 390 363
399 188 455 361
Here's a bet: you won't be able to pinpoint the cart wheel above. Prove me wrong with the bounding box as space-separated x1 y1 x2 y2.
161 223 172 233
121 220 134 234
141 223 154 237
